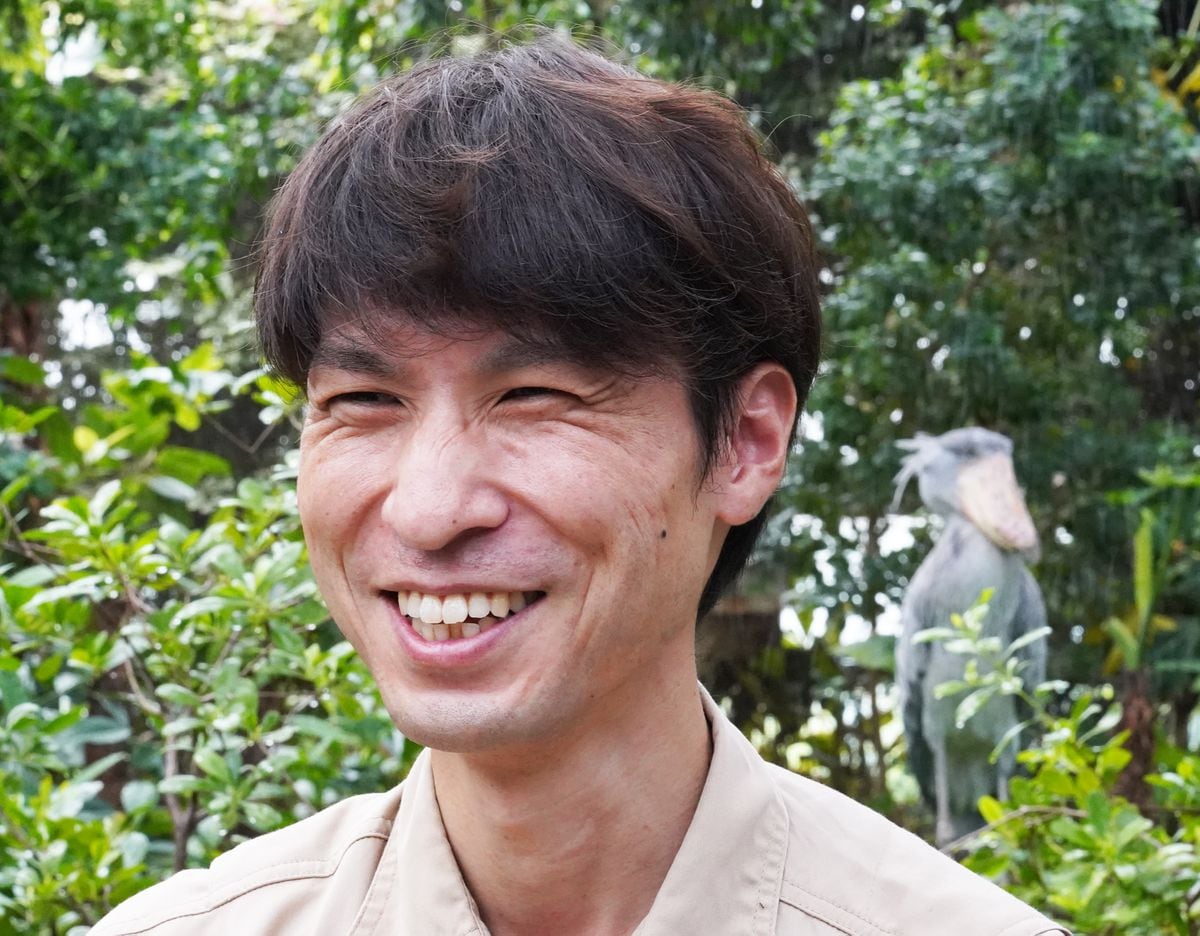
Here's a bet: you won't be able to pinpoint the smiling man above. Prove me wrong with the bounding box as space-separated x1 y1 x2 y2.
93 36 1068 936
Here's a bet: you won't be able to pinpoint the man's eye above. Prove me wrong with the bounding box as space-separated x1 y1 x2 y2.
501 386 566 402
328 391 401 407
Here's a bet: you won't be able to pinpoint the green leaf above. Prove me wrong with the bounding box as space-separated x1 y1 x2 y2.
73 425 100 454
933 679 970 699
0 474 31 507
73 751 126 783
89 479 123 525
268 620 306 655
162 716 204 737
6 701 40 729
119 831 151 868
179 343 223 373
1154 659 1200 673
120 780 160 813
34 653 63 682
44 705 85 734
67 715 131 746
913 627 958 644
955 687 997 728
47 780 104 819
6 564 57 587
991 719 1029 762
978 794 1005 824
242 800 283 831
290 713 359 746
173 595 241 622
1003 627 1051 660
1102 616 1140 670
7 404 58 434
159 774 206 795
155 683 203 707
1097 745 1132 775
146 475 197 503
1085 789 1110 834
0 353 46 386
156 446 231 485
965 852 1010 879
23 574 108 609
175 403 202 431
193 748 233 782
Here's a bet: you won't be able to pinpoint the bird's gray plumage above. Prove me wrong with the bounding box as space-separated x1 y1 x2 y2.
894 428 1047 846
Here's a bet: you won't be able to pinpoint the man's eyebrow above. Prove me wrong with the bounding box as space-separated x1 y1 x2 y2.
308 341 396 377
308 334 584 380
475 340 578 375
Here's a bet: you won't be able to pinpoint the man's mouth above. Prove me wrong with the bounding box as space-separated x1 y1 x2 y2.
392 589 543 642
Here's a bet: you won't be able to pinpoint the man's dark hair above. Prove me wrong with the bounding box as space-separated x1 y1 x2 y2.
254 35 822 617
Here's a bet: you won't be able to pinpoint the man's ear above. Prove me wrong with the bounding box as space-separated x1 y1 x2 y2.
713 363 797 526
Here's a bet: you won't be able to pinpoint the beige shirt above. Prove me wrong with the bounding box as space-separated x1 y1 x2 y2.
92 689 1069 935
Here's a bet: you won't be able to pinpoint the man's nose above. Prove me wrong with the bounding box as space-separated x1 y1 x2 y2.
379 419 508 553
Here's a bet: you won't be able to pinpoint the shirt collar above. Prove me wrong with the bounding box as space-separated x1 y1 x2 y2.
353 747 486 936
633 686 789 936
357 685 788 936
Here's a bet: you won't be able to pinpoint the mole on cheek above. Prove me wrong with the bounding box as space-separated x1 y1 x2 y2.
659 529 668 539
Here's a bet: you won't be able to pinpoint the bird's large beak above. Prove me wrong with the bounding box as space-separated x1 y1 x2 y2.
956 452 1040 561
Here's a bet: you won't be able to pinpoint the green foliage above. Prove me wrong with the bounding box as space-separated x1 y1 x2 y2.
922 591 1200 934
0 355 414 931
972 703 1200 935
2 0 1198 929
912 587 1050 731
775 0 1199 802
1103 464 1200 688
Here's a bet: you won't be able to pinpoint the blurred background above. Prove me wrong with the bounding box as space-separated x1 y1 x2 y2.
1 1 1198 932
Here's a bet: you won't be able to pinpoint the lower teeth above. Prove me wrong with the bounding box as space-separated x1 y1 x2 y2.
412 615 498 642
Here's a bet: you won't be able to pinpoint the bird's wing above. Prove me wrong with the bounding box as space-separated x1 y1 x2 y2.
896 591 936 810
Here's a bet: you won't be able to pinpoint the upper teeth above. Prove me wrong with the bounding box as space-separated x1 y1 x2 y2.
400 590 528 626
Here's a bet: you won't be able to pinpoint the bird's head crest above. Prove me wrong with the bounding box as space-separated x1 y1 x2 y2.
890 432 940 512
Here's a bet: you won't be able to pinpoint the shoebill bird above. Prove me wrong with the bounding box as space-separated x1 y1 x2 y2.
893 428 1047 847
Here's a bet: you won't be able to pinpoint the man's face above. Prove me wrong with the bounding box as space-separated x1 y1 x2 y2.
297 322 730 752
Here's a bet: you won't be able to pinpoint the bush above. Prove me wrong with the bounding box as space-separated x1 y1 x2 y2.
923 594 1200 934
0 351 417 933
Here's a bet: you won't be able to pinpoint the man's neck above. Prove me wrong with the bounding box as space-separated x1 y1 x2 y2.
430 671 712 936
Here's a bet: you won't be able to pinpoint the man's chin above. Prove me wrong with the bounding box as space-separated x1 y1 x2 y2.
386 692 568 756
